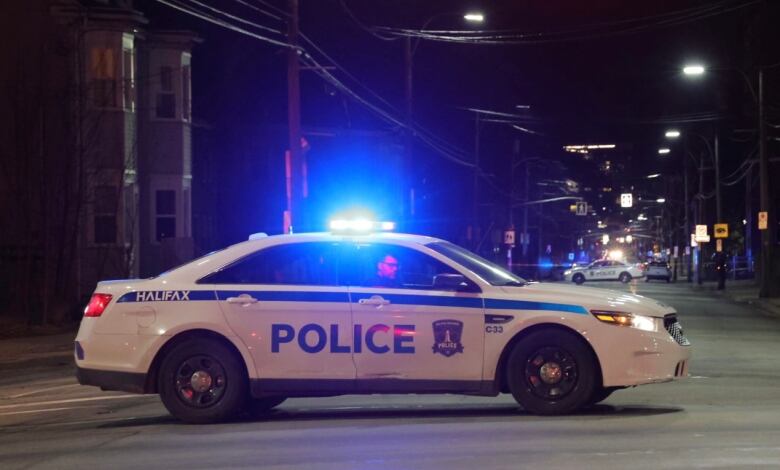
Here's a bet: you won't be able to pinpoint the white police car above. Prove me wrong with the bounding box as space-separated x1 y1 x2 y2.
76 224 690 423
564 260 644 285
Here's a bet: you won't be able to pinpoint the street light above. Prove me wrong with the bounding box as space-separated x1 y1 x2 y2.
656 198 666 203
647 173 661 179
463 12 485 22
665 130 681 139
683 64 705 76
658 148 671 155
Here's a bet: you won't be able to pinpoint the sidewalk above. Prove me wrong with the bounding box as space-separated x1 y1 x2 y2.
0 318 76 368
690 279 780 318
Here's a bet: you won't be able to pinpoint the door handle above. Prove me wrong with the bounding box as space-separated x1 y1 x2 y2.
226 295 258 304
358 296 390 306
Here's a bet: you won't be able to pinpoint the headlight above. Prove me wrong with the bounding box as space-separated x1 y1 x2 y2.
591 310 658 332
564 270 572 275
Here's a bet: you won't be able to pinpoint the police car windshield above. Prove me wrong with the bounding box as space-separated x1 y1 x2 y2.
427 242 527 286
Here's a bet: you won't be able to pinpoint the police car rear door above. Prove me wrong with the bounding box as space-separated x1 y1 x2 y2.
345 242 485 392
203 242 356 392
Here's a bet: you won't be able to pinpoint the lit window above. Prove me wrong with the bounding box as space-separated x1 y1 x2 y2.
90 48 116 107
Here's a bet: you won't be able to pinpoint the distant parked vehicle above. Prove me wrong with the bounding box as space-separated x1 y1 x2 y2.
645 261 671 283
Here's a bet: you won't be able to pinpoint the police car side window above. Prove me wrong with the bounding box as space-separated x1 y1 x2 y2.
350 244 457 290
200 242 339 285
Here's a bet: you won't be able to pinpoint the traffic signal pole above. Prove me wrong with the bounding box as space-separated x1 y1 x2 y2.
758 69 775 297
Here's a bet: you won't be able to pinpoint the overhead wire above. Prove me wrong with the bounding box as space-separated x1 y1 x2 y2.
228 0 284 21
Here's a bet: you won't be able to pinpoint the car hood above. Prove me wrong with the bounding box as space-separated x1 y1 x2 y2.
497 282 675 318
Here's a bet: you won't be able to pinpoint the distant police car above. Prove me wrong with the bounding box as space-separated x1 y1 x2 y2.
76 224 690 423
564 260 644 285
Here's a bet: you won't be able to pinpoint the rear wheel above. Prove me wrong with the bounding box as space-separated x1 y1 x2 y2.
573 273 585 285
158 337 248 424
619 272 632 283
506 329 597 415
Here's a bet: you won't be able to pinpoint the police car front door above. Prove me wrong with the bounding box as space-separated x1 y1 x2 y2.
346 243 485 392
204 242 355 388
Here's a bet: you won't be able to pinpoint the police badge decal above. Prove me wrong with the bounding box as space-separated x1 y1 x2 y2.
432 320 464 357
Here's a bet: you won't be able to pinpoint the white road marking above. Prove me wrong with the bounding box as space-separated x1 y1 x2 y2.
0 406 82 417
0 394 146 411
9 383 81 399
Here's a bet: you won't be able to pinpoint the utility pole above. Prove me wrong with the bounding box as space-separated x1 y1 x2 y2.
286 0 303 233
758 69 775 297
471 112 481 250
745 164 753 273
697 151 704 285
403 36 414 227
715 133 721 222
522 161 530 259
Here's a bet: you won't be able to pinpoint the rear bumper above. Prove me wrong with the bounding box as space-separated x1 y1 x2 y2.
76 366 149 394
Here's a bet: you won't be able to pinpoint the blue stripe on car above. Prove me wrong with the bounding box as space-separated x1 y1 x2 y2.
484 298 588 315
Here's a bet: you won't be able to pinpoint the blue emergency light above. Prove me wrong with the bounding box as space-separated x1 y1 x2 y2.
329 219 395 233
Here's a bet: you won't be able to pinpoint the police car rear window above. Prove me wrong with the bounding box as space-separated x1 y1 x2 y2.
426 242 527 286
198 242 340 286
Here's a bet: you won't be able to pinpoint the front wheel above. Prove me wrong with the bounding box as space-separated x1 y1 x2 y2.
619 272 632 283
573 273 585 285
158 337 248 424
506 329 597 415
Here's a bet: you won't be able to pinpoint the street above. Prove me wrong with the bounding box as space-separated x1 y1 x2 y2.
1 281 779 469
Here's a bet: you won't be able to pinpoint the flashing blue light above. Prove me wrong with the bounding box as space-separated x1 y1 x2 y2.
329 219 396 233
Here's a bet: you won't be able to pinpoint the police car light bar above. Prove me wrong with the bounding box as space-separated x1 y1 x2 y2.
329 219 395 233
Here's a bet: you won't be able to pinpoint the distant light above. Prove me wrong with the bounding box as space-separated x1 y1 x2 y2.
380 221 396 231
743 219 747 225
658 148 671 155
626 235 633 243
683 64 705 76
563 144 615 153
463 13 484 22
647 173 661 179
602 234 610 244
656 198 666 203
608 249 623 260
665 130 681 139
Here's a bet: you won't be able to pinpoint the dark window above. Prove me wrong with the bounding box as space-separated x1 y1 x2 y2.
156 93 175 118
200 243 340 286
156 190 175 215
155 190 175 241
160 66 173 91
91 79 116 108
94 186 117 244
345 243 457 290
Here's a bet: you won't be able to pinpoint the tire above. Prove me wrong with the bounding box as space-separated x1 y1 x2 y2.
619 272 631 283
158 337 248 424
247 396 287 417
506 329 598 415
573 273 585 285
587 386 620 406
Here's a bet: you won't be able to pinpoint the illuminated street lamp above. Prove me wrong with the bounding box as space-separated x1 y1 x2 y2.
463 12 485 22
665 130 681 139
656 198 666 203
658 148 671 155
683 64 705 76
647 173 661 179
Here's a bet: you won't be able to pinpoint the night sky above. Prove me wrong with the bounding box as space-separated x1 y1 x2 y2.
135 0 778 253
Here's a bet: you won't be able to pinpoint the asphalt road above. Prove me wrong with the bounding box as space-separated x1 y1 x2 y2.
2 281 779 469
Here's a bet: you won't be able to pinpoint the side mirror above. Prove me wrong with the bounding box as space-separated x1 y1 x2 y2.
433 273 476 292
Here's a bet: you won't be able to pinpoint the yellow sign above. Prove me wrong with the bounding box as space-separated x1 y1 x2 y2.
714 223 728 239
758 211 768 230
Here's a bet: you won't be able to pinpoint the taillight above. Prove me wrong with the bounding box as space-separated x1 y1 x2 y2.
84 293 113 317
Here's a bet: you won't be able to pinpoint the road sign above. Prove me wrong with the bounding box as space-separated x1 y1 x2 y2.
695 224 710 242
714 223 728 239
716 239 723 252
758 211 768 230
503 230 515 245
620 193 633 208
575 201 588 216
673 246 679 258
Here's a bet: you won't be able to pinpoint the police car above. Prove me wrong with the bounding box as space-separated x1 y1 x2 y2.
564 260 645 285
75 223 691 423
